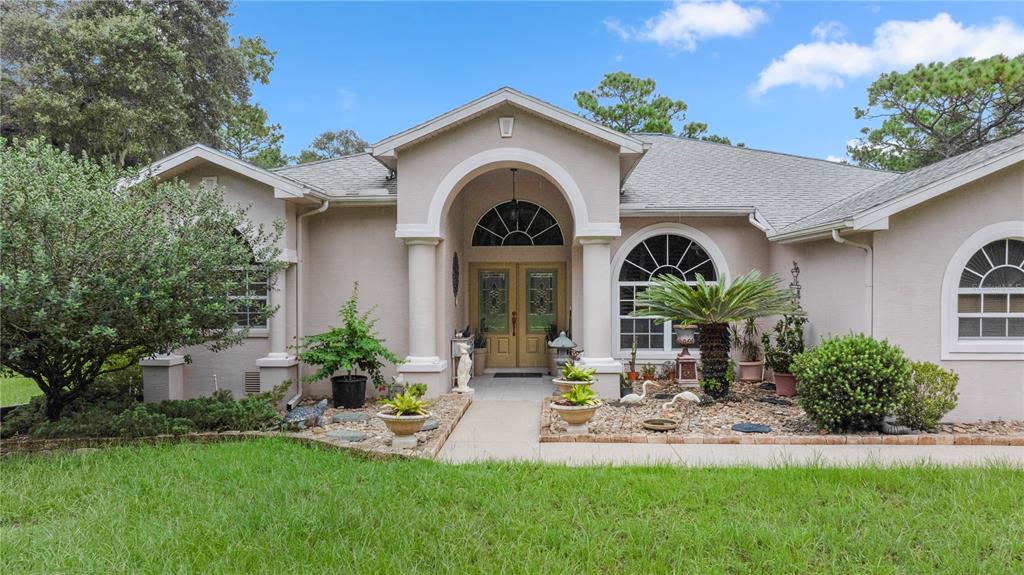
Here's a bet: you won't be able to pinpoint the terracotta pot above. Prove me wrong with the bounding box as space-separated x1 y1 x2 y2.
473 349 487 376
552 378 594 396
550 402 602 426
774 372 796 397
377 411 432 436
627 371 640 381
736 361 764 382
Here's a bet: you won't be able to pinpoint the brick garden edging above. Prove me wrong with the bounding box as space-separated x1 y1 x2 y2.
0 394 474 459
538 433 1024 446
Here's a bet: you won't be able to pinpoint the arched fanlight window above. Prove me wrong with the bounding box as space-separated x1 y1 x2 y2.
472 201 563 247
617 234 718 352
956 238 1024 339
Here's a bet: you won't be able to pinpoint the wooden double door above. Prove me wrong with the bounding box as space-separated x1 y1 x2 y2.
469 262 567 369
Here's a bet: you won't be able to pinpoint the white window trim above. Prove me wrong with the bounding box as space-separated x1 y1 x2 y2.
941 220 1024 360
611 223 731 361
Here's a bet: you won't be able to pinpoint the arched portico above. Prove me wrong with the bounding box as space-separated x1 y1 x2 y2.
395 150 623 398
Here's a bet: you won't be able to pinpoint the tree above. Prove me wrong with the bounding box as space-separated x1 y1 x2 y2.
0 0 275 167
574 72 740 144
219 101 288 169
633 271 797 399
298 130 369 164
0 139 285 420
849 55 1024 171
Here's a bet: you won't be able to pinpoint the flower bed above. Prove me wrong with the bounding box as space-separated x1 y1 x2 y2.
298 392 472 457
540 380 1024 445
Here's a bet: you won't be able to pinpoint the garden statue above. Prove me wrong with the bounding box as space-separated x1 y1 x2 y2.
662 391 701 430
453 342 474 394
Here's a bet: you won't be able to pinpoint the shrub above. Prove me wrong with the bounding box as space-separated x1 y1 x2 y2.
701 359 736 399
761 314 807 374
110 406 194 438
792 334 912 432
896 362 959 431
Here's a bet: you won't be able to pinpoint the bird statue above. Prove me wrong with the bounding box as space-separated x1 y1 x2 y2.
617 380 653 429
661 391 702 431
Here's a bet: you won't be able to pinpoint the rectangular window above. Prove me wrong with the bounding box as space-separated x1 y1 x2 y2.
229 267 269 329
618 282 680 352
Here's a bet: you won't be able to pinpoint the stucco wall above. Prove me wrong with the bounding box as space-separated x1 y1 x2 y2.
873 163 1024 421
396 104 622 232
301 205 408 397
769 236 870 345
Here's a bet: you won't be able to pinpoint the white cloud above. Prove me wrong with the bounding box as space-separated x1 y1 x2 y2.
811 21 847 42
825 154 848 164
754 13 1024 95
605 0 768 51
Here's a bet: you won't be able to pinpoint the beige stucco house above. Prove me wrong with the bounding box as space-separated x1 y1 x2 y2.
140 88 1024 422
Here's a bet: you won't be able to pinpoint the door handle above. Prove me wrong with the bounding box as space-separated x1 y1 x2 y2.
511 311 517 336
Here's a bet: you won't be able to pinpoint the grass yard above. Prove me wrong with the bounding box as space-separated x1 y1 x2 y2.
2 439 1022 574
0 377 41 407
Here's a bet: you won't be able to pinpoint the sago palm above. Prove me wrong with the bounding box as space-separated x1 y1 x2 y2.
633 270 798 398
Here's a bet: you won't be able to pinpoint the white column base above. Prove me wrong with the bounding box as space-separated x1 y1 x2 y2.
140 354 185 403
398 359 449 398
579 358 623 399
257 355 299 408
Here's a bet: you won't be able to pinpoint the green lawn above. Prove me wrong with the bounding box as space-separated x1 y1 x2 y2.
2 439 1022 574
0 377 41 407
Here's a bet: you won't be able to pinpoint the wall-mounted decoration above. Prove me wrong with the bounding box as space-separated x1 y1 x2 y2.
452 252 460 305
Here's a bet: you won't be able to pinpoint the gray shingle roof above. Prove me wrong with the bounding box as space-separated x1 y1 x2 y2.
620 134 897 231
273 153 396 197
780 132 1024 233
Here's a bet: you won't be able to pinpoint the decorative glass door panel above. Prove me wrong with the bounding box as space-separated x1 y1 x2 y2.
480 271 509 334
471 266 516 368
526 271 556 331
517 266 564 368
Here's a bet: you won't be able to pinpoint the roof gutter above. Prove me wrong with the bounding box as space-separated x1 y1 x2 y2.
831 229 873 336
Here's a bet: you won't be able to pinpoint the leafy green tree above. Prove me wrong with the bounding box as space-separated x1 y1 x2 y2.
633 271 797 398
574 72 739 144
298 130 369 164
0 0 275 167
219 101 288 169
850 55 1024 171
0 139 285 420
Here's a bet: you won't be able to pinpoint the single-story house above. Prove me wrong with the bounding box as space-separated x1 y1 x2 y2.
140 87 1024 422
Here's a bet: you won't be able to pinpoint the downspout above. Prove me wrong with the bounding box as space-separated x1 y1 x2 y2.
289 199 330 408
831 229 873 336
748 212 771 233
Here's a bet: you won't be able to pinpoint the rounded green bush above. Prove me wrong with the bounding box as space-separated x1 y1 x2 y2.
896 361 959 431
792 334 912 432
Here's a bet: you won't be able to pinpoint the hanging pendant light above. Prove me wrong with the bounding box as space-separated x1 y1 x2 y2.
509 168 519 228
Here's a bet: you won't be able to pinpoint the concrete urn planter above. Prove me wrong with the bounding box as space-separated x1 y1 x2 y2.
736 361 764 382
473 349 488 376
377 411 433 448
552 378 594 396
550 401 602 434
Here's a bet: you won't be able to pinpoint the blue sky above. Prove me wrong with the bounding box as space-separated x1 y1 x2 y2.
230 1 1023 162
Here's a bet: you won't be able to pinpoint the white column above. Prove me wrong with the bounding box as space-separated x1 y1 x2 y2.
399 238 448 396
579 237 621 398
258 266 298 399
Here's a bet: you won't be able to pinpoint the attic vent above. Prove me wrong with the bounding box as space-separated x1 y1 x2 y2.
244 371 261 395
498 116 514 138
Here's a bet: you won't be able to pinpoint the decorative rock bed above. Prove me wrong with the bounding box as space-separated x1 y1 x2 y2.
296 392 472 457
1 393 473 459
540 380 1024 446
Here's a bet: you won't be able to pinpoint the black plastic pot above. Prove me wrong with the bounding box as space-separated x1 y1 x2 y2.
330 375 367 408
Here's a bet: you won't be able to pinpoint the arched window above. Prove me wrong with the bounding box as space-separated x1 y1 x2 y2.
955 238 1024 339
472 201 562 247
942 222 1024 359
615 230 722 353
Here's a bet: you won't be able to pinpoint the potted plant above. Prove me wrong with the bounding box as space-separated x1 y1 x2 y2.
550 384 602 434
640 363 657 381
297 284 401 408
732 318 764 382
473 332 488 377
626 337 640 382
377 388 432 449
761 313 807 397
633 270 797 399
553 362 596 395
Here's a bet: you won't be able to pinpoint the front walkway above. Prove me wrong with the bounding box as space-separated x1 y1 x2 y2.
439 375 1024 466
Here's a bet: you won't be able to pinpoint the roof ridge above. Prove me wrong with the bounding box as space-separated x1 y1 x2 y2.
273 151 372 171
635 132 898 174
